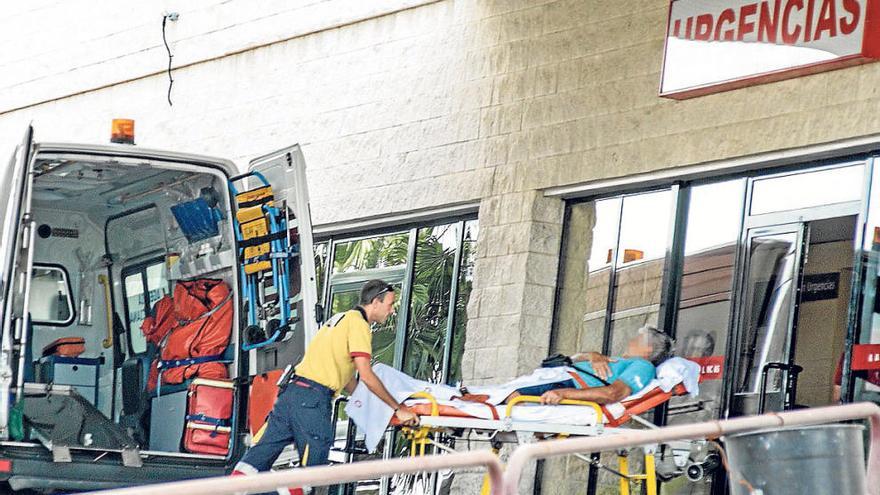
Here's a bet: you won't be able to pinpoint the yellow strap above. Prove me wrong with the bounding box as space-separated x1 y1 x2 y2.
252 422 269 444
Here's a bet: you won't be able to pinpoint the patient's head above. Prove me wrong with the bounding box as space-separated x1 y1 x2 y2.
625 325 673 366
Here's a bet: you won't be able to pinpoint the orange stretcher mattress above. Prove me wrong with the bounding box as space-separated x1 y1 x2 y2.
391 383 687 428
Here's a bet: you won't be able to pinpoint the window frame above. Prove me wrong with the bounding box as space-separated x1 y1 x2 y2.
120 255 167 356
316 214 477 383
29 262 77 327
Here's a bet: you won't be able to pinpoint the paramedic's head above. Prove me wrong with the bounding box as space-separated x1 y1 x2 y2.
359 279 396 324
626 325 674 366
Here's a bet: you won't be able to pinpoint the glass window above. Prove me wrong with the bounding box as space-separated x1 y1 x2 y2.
332 233 409 273
553 199 621 355
750 164 864 215
608 190 674 356
314 241 328 309
403 223 460 383
855 161 880 405
447 220 478 386
123 259 169 355
669 179 745 427
734 230 801 415
29 265 75 325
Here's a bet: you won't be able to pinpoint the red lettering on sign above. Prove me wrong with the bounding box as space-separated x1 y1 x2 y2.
758 0 782 42
804 0 817 41
815 0 839 39
738 3 759 40
852 344 880 371
841 0 861 33
695 13 715 40
782 0 804 43
715 8 737 39
690 355 725 381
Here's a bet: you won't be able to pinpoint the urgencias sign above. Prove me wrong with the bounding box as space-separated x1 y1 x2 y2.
660 0 880 98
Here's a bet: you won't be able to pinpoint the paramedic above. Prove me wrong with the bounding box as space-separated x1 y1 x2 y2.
512 325 673 405
234 280 420 477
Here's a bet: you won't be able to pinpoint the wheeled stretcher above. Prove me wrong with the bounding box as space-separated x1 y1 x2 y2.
389 382 690 495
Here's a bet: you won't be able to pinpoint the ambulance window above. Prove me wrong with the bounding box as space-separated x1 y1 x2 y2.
29 264 75 326
122 258 169 355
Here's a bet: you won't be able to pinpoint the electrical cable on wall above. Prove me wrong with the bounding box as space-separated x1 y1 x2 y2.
162 13 178 106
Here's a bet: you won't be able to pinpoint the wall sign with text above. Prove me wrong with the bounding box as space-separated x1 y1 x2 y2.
661 0 880 99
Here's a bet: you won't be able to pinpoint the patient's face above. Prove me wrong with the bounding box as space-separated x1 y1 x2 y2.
625 335 652 360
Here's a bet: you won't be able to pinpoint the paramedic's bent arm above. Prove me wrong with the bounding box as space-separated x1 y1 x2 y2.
542 380 631 405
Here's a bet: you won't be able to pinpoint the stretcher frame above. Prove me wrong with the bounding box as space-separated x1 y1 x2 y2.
395 391 663 495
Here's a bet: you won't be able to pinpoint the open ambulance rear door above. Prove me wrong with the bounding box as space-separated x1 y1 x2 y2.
0 127 36 440
245 145 319 374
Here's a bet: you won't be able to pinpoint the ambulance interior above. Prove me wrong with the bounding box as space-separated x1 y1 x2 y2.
15 152 241 458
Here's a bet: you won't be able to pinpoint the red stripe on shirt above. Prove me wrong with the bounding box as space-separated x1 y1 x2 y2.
350 352 371 359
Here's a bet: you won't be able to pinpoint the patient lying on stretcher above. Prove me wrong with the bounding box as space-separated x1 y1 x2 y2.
345 326 687 452
475 325 674 405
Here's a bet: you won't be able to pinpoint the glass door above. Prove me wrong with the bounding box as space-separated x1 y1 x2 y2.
730 223 807 416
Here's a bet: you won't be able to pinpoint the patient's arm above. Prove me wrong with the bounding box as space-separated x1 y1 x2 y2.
570 352 617 381
539 380 632 405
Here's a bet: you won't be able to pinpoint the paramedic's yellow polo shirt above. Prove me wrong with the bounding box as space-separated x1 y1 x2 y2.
294 308 372 393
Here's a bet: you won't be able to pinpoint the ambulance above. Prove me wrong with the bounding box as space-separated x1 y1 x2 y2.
0 123 319 492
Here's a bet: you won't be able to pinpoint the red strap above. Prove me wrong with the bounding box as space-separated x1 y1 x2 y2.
568 371 589 389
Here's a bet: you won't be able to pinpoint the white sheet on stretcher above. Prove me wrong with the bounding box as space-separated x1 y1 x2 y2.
346 358 702 452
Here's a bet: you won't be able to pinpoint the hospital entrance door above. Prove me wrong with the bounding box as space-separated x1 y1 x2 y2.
729 215 858 416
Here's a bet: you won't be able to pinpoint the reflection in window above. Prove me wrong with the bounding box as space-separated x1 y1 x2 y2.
403 223 460 383
609 190 673 356
448 220 478 386
314 242 328 308
669 179 745 427
123 259 169 355
332 233 409 273
736 232 799 398
750 164 864 215
29 265 74 325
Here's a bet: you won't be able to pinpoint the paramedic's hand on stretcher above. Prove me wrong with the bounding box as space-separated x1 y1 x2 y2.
352 356 420 426
394 405 419 426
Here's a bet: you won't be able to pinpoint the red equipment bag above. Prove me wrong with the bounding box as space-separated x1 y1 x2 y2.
184 378 235 455
41 337 85 358
145 279 234 391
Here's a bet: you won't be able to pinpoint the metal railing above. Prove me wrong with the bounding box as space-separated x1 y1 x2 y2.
80 450 504 495
502 402 880 495
80 403 879 495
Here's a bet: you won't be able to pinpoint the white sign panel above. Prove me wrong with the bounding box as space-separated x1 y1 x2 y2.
661 0 879 98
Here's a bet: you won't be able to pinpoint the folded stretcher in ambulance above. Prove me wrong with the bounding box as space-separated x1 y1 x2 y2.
141 278 233 392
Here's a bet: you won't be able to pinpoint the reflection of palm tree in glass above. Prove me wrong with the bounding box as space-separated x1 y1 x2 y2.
331 225 475 385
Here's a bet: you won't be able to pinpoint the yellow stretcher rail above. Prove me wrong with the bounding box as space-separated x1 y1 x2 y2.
401 392 440 457
397 392 654 495
504 395 605 423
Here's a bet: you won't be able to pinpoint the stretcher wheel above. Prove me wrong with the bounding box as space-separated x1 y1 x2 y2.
244 325 266 345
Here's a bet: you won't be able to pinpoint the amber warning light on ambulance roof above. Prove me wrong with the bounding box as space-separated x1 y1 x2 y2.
110 119 135 144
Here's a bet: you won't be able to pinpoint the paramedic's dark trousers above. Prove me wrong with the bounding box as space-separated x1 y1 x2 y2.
236 378 336 494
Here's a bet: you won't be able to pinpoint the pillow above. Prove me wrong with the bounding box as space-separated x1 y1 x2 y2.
656 357 702 395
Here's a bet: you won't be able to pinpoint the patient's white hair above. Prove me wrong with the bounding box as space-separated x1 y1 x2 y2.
638 325 674 365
